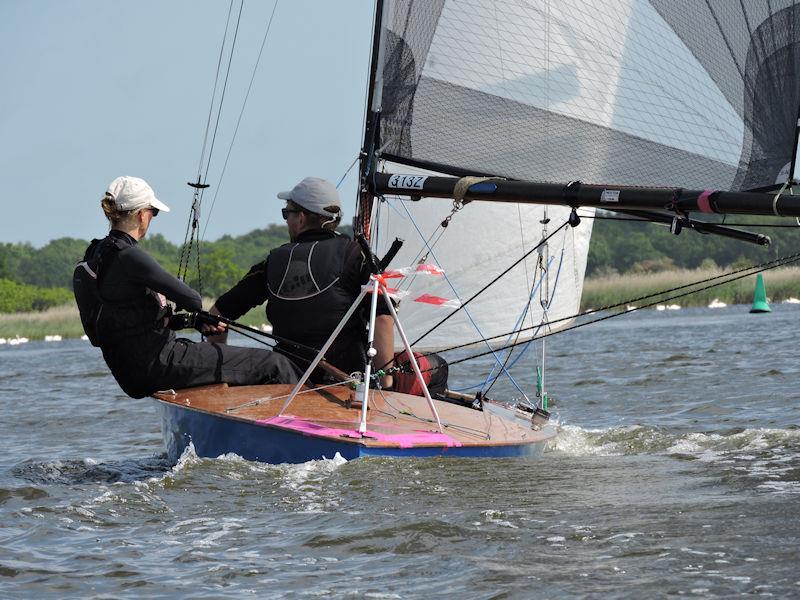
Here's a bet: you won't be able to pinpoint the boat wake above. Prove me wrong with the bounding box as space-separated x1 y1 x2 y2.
550 424 800 494
121 444 351 513
552 423 800 454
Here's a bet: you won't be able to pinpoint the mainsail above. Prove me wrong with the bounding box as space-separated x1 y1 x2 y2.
375 0 800 191
360 0 800 354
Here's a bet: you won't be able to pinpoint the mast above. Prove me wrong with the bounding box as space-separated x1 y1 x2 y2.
356 0 388 238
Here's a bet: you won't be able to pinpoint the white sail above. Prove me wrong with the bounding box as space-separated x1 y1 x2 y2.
371 163 594 351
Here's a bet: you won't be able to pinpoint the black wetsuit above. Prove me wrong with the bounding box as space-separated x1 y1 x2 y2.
215 229 390 378
87 230 300 398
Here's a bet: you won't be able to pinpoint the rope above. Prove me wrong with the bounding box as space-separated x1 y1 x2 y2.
178 0 243 281
383 194 463 276
410 220 570 347
372 388 490 439
202 0 281 240
216 318 333 370
225 377 359 413
195 0 237 182
185 310 335 373
177 204 196 281
773 180 791 217
452 176 497 202
386 249 800 380
394 198 531 397
335 154 360 189
201 0 243 187
194 236 203 297
222 323 310 367
422 249 800 360
436 250 800 370
483 248 565 396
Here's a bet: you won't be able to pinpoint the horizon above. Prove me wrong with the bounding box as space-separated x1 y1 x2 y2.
0 220 364 250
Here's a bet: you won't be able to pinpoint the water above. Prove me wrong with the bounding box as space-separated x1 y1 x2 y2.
2 305 800 598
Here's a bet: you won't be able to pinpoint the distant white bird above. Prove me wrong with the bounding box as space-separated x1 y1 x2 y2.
44 335 63 342
708 299 727 309
656 304 666 311
666 304 681 310
783 297 800 304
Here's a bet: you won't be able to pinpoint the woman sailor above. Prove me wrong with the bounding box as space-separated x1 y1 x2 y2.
73 175 300 399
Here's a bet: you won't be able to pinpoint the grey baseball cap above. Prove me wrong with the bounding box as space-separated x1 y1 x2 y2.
277 177 341 217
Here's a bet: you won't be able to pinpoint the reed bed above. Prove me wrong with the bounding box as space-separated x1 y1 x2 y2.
4 268 799 340
0 304 84 340
581 266 800 311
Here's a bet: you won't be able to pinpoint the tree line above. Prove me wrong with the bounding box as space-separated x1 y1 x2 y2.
1 214 798 313
0 225 296 312
586 212 800 276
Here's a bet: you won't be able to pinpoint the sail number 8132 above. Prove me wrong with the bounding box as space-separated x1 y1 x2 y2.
388 175 427 190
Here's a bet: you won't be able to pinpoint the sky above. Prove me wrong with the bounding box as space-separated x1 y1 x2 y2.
0 0 374 247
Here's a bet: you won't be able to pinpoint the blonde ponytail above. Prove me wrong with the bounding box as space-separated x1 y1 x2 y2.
100 195 141 229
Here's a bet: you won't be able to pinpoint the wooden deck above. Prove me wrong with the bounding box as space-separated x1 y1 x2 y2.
153 383 551 449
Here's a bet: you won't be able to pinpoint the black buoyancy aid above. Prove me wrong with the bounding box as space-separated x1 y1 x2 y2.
73 237 119 346
266 236 358 349
73 236 169 347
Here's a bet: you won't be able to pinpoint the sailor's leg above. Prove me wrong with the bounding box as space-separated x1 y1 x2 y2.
155 339 301 390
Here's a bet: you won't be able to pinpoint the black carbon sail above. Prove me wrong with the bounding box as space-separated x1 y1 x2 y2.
368 0 800 193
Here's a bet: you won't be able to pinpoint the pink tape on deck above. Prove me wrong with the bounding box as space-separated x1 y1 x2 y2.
258 416 462 448
697 190 715 213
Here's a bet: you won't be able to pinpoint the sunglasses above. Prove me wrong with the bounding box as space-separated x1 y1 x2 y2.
150 207 160 217
281 208 302 220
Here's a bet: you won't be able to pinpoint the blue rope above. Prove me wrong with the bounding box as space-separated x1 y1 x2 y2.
451 232 570 393
394 198 529 397
477 254 554 390
501 246 567 373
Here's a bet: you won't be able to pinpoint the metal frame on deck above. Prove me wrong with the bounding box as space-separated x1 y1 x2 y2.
278 274 443 434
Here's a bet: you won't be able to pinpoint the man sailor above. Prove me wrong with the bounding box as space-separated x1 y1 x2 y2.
208 177 395 386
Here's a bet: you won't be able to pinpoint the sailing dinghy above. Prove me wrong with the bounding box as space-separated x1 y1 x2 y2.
156 0 800 464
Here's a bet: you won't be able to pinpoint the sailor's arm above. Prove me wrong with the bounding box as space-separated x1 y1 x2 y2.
207 260 270 344
126 248 202 311
119 248 222 335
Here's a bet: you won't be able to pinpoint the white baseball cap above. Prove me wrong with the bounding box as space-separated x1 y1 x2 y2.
277 177 341 217
105 176 171 213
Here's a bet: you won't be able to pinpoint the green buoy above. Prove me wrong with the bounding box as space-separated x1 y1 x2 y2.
750 273 771 313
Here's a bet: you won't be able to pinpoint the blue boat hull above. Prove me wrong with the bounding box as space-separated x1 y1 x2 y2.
155 398 551 464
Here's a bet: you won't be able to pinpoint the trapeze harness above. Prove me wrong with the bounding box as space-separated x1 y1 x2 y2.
266 235 363 373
